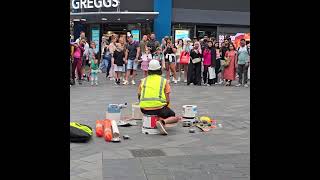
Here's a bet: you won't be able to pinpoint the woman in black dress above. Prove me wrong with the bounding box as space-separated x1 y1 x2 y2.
187 42 202 86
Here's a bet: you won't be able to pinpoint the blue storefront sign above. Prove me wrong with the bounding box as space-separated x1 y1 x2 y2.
131 30 140 41
175 30 189 41
91 26 100 54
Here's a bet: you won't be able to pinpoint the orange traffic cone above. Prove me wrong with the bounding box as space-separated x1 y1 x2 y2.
96 120 104 137
103 119 113 142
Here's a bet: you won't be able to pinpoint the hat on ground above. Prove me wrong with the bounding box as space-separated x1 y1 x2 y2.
148 59 161 71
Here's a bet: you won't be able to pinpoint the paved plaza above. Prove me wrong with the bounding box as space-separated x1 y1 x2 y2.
70 71 250 180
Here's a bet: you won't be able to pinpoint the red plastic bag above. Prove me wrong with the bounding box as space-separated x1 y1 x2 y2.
96 120 104 137
103 119 113 142
180 51 190 64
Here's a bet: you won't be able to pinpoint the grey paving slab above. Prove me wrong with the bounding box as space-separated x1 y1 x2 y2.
71 70 250 180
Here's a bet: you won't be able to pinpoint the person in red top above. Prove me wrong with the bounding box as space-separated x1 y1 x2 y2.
72 39 85 85
223 43 237 86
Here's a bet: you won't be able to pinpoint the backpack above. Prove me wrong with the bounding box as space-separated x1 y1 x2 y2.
70 122 93 143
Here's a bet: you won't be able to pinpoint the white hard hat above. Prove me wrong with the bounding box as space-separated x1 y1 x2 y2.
148 59 161 70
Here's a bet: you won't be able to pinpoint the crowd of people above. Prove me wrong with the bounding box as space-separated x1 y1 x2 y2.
70 31 250 88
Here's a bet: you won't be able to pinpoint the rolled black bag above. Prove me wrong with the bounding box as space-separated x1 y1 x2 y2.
70 122 93 143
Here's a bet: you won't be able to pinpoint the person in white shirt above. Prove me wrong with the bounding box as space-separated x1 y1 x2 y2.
81 37 90 81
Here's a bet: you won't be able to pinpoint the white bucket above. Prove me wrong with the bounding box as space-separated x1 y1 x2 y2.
132 102 143 120
142 115 158 129
182 105 198 118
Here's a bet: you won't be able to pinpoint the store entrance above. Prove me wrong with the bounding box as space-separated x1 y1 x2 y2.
102 24 129 41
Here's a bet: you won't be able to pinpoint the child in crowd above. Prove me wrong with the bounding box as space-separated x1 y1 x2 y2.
112 43 126 85
153 47 165 71
87 41 97 82
89 54 99 86
140 47 153 77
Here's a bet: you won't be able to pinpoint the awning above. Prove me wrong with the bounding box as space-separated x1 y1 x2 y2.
70 11 159 23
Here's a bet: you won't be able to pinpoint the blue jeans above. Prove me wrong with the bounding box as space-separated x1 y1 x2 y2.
99 57 111 77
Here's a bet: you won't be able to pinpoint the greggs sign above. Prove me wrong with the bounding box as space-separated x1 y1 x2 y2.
72 0 120 9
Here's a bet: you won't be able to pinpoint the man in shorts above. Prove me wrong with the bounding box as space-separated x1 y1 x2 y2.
124 35 140 85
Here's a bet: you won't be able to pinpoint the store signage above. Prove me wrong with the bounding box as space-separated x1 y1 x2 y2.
131 30 140 42
174 30 189 41
91 27 100 54
72 0 120 9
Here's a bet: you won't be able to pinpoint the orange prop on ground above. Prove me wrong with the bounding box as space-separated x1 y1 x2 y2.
96 120 104 137
103 119 113 142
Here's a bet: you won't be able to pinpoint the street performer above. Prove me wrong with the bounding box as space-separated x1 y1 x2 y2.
138 59 181 135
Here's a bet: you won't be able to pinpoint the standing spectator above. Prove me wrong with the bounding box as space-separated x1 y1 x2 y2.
90 54 99 86
72 40 85 85
153 47 165 70
81 37 90 81
108 35 118 80
87 41 97 82
112 42 126 85
70 42 75 85
180 38 192 83
140 35 149 54
124 35 140 85
202 41 216 86
213 42 222 84
175 39 184 82
75 31 85 44
187 41 202 86
163 38 178 84
223 43 237 86
100 40 112 79
236 39 250 87
220 42 228 83
147 33 160 54
140 47 153 77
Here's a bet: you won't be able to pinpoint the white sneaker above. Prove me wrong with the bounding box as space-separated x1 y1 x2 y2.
123 80 128 85
184 80 187 83
156 121 168 135
131 80 136 85
174 80 178 84
207 84 211 86
109 77 114 81
244 84 249 88
91 82 94 86
95 82 98 86
218 80 223 84
177 77 181 82
236 84 242 87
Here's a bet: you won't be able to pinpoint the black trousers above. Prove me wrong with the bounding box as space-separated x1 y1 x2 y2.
238 64 249 84
187 62 202 85
141 106 175 119
203 65 214 85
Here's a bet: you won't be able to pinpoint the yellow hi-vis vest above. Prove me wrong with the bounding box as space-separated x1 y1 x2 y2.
139 75 167 108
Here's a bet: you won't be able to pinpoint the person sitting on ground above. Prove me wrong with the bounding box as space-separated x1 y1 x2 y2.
138 60 182 135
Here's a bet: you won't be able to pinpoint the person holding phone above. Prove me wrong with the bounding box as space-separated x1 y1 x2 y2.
163 37 178 84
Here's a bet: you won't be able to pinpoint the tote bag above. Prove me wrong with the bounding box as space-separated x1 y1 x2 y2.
208 67 216 79
180 51 190 64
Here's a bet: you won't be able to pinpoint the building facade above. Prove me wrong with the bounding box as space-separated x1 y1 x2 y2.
70 0 249 52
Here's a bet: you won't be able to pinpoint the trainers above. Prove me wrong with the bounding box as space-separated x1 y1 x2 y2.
91 82 94 86
174 80 177 84
203 83 207 86
218 80 223 84
156 121 168 135
244 84 249 88
236 84 242 87
207 84 211 86
131 80 136 85
177 77 181 82
184 80 187 83
123 80 128 85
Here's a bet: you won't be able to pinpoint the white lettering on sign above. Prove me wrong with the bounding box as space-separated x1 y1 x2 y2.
72 0 120 9
103 0 112 8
